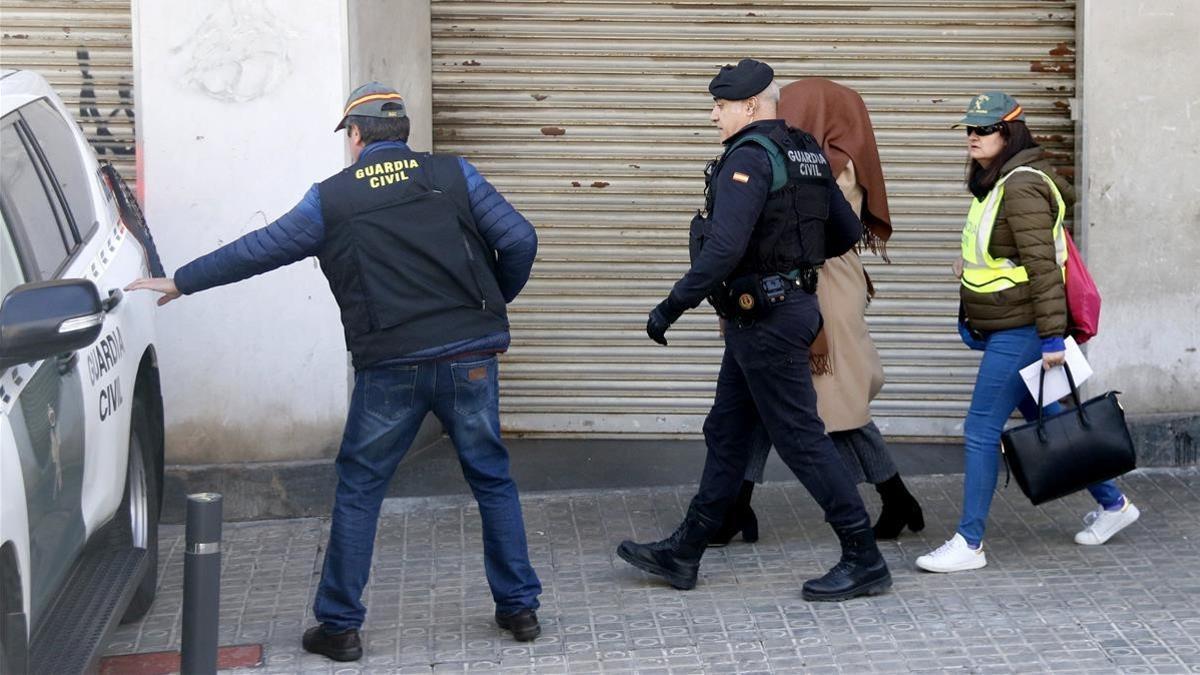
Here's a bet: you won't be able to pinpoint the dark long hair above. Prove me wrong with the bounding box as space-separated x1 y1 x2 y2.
966 120 1039 199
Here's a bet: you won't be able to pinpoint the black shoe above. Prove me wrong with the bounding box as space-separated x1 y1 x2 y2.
617 502 718 590
801 521 892 602
496 608 541 641
708 480 760 547
302 624 362 662
872 474 925 540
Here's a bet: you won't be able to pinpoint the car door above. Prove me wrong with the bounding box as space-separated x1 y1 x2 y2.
0 112 88 628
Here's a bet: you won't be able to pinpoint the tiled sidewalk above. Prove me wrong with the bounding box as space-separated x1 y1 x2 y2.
106 469 1200 673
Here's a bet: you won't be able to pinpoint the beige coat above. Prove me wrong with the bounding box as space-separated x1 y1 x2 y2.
812 160 885 431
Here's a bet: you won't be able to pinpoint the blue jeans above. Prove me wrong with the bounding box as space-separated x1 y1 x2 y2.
958 325 1123 547
313 355 541 631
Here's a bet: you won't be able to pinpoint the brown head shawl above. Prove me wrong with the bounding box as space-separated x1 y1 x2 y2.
778 78 892 257
778 78 892 374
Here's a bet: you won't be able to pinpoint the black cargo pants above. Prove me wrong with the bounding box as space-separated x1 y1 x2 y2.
691 291 869 529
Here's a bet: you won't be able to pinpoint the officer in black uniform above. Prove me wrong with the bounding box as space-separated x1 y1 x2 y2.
616 59 892 601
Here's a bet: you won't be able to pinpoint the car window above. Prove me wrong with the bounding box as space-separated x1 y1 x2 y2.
19 99 95 237
0 210 26 299
0 122 70 280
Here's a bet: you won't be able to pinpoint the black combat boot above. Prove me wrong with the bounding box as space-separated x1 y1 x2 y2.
872 473 925 540
708 480 760 547
617 502 719 590
801 520 892 601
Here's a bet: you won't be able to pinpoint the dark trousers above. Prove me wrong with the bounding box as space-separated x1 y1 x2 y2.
743 420 898 486
693 292 869 529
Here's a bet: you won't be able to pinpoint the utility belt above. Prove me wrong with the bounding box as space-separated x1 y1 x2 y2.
709 268 819 326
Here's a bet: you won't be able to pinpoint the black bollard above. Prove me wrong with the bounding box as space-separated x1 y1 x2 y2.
181 493 222 675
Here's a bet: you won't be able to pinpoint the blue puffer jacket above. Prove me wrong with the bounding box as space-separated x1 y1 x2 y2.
174 141 538 362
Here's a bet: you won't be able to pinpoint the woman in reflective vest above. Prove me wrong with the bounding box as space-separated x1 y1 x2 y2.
915 92 1140 574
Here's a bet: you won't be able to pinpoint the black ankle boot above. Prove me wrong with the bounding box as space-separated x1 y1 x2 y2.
302 625 363 662
801 520 892 602
872 474 925 540
708 480 760 547
617 502 719 590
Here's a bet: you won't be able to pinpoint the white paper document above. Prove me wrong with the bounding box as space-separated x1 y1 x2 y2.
1020 336 1092 406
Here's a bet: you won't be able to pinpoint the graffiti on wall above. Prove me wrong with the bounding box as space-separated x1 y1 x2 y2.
76 47 134 156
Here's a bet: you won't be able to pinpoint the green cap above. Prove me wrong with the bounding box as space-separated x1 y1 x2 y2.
335 81 407 132
953 91 1025 128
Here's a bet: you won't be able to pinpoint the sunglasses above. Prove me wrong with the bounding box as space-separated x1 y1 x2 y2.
966 123 1005 137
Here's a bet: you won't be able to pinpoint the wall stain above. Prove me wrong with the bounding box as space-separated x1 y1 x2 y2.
1030 61 1075 74
1049 42 1075 56
174 0 295 103
1176 430 1196 465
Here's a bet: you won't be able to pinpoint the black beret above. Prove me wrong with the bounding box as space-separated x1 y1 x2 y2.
708 58 775 100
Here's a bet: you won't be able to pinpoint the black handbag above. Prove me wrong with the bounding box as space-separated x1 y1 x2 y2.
1000 364 1137 505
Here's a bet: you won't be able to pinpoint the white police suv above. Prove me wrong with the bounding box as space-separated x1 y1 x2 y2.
1 69 165 673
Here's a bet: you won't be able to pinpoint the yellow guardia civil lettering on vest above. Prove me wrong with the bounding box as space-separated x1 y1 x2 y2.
354 158 422 189
961 166 1067 293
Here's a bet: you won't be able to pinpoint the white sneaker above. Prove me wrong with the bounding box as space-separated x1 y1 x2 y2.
1075 499 1140 545
915 533 987 573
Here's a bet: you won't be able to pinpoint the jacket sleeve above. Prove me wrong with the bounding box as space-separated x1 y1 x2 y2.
668 145 771 308
459 157 538 303
1003 177 1067 338
824 176 864 258
174 184 324 294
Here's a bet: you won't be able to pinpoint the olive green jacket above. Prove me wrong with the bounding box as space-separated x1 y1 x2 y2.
961 147 1071 338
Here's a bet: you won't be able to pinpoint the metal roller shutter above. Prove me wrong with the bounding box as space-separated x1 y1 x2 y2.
430 0 1077 439
1 0 137 186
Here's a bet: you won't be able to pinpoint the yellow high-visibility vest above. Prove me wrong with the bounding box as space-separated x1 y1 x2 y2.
960 166 1067 293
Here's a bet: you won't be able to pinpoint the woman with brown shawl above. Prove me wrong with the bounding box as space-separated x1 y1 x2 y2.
709 78 924 545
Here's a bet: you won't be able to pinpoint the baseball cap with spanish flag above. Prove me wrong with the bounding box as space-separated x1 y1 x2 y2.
953 91 1025 128
334 81 407 132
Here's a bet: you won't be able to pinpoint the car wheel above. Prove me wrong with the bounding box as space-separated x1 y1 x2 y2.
118 390 162 623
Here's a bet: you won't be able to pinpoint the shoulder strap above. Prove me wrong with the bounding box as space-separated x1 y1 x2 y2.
727 133 788 192
997 166 1057 194
997 166 1066 218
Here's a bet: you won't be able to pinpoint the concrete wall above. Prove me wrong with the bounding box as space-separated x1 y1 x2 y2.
1080 2 1200 414
348 0 433 152
346 0 441 447
135 0 351 463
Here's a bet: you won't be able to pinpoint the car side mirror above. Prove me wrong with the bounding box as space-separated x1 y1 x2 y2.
0 279 105 370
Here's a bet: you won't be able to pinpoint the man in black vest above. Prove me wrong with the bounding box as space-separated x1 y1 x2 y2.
126 82 543 661
616 60 892 601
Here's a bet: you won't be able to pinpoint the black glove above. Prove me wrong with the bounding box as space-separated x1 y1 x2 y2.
646 295 687 346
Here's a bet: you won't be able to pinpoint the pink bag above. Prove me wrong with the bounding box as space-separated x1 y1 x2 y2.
1064 230 1101 343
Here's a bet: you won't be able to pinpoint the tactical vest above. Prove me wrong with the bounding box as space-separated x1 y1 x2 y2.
960 166 1067 294
689 122 832 280
317 147 508 369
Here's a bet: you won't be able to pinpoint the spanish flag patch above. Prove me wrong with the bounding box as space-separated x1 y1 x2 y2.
731 171 750 184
